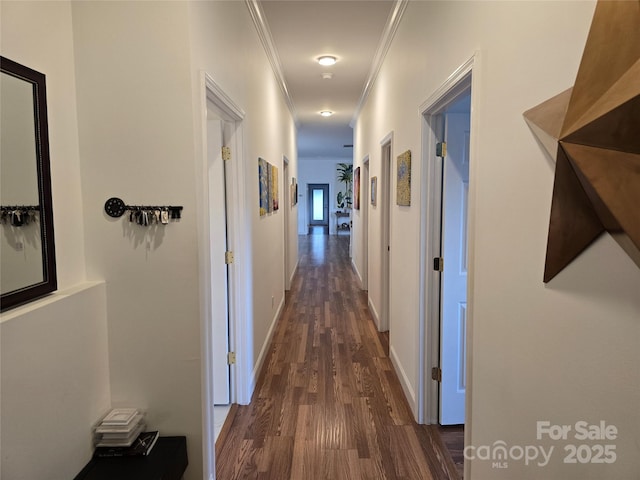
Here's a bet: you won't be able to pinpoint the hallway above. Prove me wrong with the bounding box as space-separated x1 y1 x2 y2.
216 234 459 479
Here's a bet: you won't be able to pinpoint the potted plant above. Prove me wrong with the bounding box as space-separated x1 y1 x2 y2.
336 163 353 211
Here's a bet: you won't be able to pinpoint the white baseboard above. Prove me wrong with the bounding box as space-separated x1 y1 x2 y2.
249 295 285 395
289 259 299 286
389 345 418 421
368 297 381 331
351 259 363 289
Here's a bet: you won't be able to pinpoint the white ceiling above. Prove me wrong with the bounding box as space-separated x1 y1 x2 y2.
259 0 397 159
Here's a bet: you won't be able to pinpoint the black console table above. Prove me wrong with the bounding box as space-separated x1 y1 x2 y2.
74 436 188 480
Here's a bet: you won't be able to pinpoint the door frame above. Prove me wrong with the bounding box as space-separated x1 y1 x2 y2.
418 52 479 476
379 132 393 332
283 156 290 290
199 72 249 480
360 156 370 289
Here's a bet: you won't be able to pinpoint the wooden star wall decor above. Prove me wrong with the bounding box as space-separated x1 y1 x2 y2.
524 0 640 282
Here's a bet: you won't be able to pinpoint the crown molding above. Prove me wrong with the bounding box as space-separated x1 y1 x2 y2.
245 0 299 126
350 0 409 128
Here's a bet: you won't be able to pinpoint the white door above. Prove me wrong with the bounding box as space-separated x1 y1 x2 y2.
380 141 392 332
439 110 470 425
207 113 230 405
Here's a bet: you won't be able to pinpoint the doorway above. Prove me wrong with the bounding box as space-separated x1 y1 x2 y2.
283 157 291 289
361 157 370 289
201 73 248 480
419 57 476 447
379 135 392 332
207 113 231 407
307 183 329 233
438 97 470 425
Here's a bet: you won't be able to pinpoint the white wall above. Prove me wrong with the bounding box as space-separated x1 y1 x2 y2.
1 3 109 479
297 158 352 235
353 1 640 478
71 4 205 478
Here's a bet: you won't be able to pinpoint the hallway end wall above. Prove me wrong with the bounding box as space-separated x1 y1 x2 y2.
297 158 353 236
354 1 640 479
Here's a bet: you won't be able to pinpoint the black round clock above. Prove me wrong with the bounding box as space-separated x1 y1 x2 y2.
104 197 126 218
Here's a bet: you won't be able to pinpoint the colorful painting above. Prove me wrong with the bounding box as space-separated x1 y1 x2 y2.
272 164 279 211
267 163 273 213
259 158 269 216
371 176 377 206
290 177 297 207
354 167 361 210
397 150 411 206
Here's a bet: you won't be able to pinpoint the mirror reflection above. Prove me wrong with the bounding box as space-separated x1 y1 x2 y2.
1 70 44 293
0 56 56 311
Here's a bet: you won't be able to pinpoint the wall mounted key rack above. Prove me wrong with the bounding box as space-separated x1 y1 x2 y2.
0 206 40 227
104 197 183 226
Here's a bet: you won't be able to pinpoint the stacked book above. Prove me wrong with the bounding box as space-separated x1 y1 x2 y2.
93 408 159 457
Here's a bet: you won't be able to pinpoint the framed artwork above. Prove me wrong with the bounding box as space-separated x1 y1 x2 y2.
267 163 273 213
397 150 411 206
272 164 279 211
371 176 377 206
290 177 297 207
354 166 361 210
259 158 268 216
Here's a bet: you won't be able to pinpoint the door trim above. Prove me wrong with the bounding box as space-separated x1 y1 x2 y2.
283 156 290 290
378 132 393 333
360 156 370 289
199 72 248 480
418 52 480 478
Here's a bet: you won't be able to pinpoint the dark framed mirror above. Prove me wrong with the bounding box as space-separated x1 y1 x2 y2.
1 56 57 311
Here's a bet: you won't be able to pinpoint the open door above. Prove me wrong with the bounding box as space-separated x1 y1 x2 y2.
380 139 392 332
438 98 470 425
207 112 231 406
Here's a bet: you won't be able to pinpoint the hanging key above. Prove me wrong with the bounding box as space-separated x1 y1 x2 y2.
11 210 23 226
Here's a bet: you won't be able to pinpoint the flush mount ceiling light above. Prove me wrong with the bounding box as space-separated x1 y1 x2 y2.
317 55 337 66
321 72 333 80
319 110 334 117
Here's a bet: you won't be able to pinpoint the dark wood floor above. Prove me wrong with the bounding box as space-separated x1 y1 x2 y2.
216 233 461 479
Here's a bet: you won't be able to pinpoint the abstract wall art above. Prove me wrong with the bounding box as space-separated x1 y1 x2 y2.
267 163 273 213
259 157 269 216
397 150 411 206
272 164 279 211
524 0 640 282
371 176 377 206
290 177 298 207
259 158 279 216
354 166 361 210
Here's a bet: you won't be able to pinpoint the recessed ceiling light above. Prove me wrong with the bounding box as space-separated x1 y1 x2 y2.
320 110 334 117
322 72 333 80
317 55 337 66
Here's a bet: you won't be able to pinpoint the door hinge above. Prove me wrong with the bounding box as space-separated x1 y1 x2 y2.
222 146 231 161
225 251 234 264
432 367 442 382
227 352 236 365
433 257 444 272
436 142 447 157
